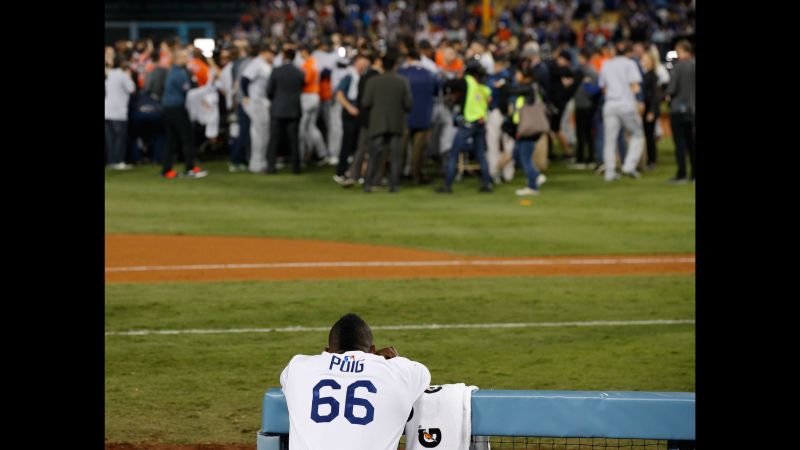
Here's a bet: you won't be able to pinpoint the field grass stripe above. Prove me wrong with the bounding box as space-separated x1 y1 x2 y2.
105 319 695 336
105 257 695 273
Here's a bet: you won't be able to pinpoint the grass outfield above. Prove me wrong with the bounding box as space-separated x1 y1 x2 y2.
104 140 694 256
105 275 695 444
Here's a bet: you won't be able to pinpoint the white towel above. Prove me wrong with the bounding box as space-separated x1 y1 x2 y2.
404 383 478 450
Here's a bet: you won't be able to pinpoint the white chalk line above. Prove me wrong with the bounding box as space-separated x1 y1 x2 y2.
105 257 695 273
105 319 695 337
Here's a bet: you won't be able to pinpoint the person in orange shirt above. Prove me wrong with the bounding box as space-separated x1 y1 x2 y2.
435 45 464 79
188 49 210 86
590 45 611 73
298 44 328 164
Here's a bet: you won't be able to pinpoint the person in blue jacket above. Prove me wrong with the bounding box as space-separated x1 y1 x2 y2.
397 50 439 184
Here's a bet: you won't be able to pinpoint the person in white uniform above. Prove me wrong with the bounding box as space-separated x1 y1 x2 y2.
241 43 274 173
280 313 431 450
598 42 645 181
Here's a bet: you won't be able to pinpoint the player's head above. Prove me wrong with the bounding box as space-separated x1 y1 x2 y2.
326 313 375 353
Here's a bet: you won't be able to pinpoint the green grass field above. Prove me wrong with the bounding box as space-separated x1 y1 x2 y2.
105 140 694 256
105 138 695 444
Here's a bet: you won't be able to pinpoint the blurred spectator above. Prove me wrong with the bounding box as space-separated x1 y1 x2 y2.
418 40 440 74
640 51 660 171
105 56 136 170
436 43 464 79
508 66 547 196
666 39 695 184
267 48 306 174
398 50 439 185
231 43 254 173
598 41 644 181
217 47 242 171
143 46 172 101
105 46 116 77
361 51 414 193
437 61 493 193
547 49 578 160
485 54 516 183
241 43 275 173
188 49 210 86
333 53 371 185
298 44 329 164
571 48 601 169
347 55 384 185
314 38 341 165
161 49 208 179
313 38 340 164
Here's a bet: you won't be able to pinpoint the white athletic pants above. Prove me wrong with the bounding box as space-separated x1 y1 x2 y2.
327 101 343 160
246 97 270 173
603 108 644 180
300 93 327 160
486 108 516 181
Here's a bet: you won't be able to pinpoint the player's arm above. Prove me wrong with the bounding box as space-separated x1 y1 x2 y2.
411 361 432 398
374 346 398 359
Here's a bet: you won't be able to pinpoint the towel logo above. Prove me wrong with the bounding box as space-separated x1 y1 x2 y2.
418 428 442 448
424 385 443 394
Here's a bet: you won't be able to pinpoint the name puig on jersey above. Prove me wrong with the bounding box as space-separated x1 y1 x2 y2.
329 354 365 373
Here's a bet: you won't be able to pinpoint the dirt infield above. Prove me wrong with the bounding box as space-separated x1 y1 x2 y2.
105 234 694 283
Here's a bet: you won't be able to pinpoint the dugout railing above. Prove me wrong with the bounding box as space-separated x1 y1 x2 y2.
257 388 695 450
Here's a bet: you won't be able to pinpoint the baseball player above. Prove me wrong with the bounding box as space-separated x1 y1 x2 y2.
280 313 431 450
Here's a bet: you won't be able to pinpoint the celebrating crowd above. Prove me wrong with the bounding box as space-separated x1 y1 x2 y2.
105 0 696 193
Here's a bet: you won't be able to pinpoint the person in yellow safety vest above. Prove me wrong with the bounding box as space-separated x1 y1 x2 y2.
505 66 548 196
436 61 494 193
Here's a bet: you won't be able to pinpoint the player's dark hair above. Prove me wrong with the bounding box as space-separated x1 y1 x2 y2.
283 48 296 62
328 313 373 352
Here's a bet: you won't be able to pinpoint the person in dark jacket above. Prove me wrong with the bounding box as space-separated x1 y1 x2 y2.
360 51 413 193
266 47 306 174
397 50 439 184
571 48 601 169
666 40 695 184
640 51 661 171
332 53 371 185
547 50 578 160
344 55 383 185
161 49 207 179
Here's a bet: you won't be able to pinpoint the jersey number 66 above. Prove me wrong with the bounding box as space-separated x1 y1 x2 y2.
310 379 377 425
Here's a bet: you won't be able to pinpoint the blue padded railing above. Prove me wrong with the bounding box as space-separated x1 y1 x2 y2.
260 388 695 440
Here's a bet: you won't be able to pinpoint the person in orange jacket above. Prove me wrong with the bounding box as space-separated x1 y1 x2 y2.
188 48 210 87
298 44 329 164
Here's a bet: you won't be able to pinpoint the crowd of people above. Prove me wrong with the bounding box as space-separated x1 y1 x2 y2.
105 0 696 192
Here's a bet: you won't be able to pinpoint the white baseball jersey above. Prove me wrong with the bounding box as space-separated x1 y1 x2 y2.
280 351 431 450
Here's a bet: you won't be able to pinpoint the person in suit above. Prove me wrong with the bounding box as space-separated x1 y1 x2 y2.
266 47 306 174
360 51 413 193
665 40 695 184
